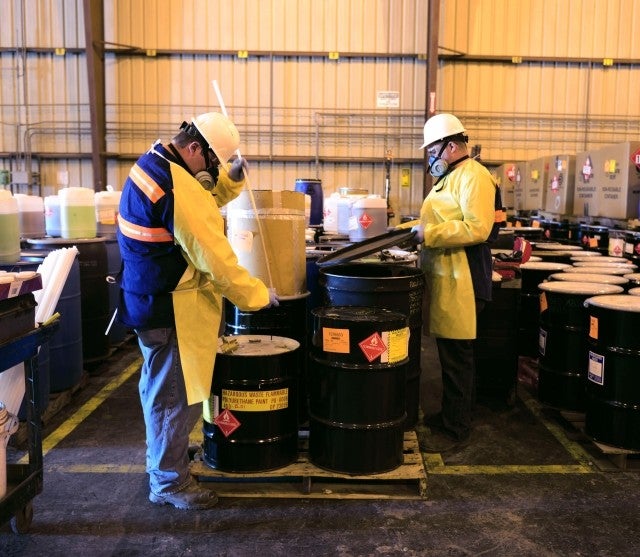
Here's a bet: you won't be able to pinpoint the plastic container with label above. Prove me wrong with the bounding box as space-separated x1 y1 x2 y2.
348 195 388 242
59 187 97 239
95 187 121 238
14 193 45 239
44 195 61 237
0 190 20 264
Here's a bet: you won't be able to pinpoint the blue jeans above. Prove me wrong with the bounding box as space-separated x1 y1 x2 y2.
135 327 201 495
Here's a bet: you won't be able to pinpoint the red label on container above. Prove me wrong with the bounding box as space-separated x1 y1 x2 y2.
358 212 374 229
358 332 387 362
214 409 241 437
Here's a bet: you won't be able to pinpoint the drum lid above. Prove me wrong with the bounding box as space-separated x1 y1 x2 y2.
549 272 628 285
217 335 300 356
574 255 629 263
315 229 416 267
520 261 571 271
535 243 583 251
538 281 623 295
573 261 637 269
584 294 640 312
564 266 630 275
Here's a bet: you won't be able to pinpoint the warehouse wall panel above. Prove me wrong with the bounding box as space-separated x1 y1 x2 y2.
2 0 639 220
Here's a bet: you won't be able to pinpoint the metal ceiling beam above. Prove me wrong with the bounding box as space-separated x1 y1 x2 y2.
83 0 106 192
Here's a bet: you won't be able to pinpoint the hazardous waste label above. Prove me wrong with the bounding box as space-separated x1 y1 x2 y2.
222 388 289 412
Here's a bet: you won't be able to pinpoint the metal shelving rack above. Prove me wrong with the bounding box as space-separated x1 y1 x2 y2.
0 322 58 534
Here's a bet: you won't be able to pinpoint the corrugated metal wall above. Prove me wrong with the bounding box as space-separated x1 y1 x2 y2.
1 0 639 219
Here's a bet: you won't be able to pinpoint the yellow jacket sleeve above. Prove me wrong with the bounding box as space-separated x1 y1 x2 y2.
211 167 245 208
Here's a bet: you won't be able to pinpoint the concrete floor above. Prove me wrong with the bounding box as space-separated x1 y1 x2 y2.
2 333 640 556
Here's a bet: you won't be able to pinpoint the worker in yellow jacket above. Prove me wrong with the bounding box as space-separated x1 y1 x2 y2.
408 113 503 453
117 112 278 509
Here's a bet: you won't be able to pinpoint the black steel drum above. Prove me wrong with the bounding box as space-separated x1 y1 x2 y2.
308 306 408 474
537 281 623 411
584 295 640 450
203 335 300 472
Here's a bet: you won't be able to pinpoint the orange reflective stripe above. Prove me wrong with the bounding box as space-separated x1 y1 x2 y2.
117 215 173 243
129 163 165 203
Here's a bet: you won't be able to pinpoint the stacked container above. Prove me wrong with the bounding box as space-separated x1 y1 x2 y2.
14 194 45 239
59 187 97 239
545 155 576 216
0 190 20 264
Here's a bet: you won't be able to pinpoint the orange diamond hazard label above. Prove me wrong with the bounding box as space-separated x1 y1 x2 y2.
358 212 374 229
214 409 241 437
358 332 387 362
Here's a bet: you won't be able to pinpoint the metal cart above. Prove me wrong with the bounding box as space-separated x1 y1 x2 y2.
0 321 58 534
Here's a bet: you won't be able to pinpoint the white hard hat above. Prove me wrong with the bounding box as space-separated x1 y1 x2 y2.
420 113 466 149
192 112 240 165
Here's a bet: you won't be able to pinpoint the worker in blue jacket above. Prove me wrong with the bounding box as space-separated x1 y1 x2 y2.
117 112 278 509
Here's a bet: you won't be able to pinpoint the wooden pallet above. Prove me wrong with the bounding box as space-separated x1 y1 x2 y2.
558 410 640 471
191 431 427 499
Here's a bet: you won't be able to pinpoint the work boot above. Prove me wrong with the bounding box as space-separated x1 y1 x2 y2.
149 479 218 510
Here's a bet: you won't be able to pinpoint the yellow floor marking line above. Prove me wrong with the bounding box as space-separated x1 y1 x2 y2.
19 356 142 465
420 389 595 476
519 388 595 468
47 464 146 474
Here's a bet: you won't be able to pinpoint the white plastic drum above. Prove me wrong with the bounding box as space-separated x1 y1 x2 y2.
583 295 640 450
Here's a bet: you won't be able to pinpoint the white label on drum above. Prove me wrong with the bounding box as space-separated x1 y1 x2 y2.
539 328 547 356
588 351 605 385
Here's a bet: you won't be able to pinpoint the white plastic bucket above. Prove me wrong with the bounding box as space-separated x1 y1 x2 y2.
0 190 20 264
59 187 97 239
14 193 45 239
226 190 306 297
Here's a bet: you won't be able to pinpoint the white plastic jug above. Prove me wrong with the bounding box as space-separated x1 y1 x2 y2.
14 193 45 239
0 190 20 264
95 187 121 238
59 187 97 239
44 195 61 237
348 195 388 242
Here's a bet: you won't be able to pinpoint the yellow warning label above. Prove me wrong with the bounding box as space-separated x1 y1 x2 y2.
222 388 289 412
588 316 599 340
384 327 409 363
323 327 350 353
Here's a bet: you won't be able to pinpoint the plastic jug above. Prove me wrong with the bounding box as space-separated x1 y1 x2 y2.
95 187 121 238
0 190 20 264
59 187 97 239
348 195 388 242
14 193 45 239
44 195 61 237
